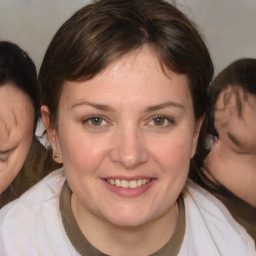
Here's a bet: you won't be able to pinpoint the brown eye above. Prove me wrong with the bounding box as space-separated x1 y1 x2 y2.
90 117 103 126
82 115 110 131
153 117 166 126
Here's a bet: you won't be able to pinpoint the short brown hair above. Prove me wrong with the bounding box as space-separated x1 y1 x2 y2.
39 0 213 127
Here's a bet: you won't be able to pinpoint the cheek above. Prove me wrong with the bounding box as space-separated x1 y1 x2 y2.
0 137 33 194
149 131 194 171
17 111 34 162
214 111 229 130
58 130 109 175
12 139 33 180
23 129 34 150
12 123 34 166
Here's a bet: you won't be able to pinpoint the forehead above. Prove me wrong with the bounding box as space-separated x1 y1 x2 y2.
60 46 192 110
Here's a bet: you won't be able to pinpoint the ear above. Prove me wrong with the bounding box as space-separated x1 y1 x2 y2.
190 114 204 158
41 105 63 164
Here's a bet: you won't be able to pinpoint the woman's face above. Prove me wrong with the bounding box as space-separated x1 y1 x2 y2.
43 46 201 227
0 84 34 193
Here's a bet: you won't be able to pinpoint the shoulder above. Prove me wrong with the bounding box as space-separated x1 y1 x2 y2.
183 179 241 225
0 168 65 214
180 180 256 255
0 168 65 228
0 168 74 255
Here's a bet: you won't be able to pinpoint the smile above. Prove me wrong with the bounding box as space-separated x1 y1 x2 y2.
106 178 151 189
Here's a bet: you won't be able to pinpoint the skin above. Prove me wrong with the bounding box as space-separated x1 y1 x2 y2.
42 45 202 255
214 86 256 153
204 86 256 207
0 84 34 194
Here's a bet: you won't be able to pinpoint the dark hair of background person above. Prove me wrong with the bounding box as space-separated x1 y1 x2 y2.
39 0 214 175
0 41 40 131
207 58 256 138
189 58 256 201
0 41 62 208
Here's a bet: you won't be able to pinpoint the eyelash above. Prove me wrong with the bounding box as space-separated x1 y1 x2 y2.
81 115 175 130
82 115 109 129
148 115 175 128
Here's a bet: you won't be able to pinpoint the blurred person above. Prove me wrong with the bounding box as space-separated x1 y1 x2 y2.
0 41 61 208
192 58 256 243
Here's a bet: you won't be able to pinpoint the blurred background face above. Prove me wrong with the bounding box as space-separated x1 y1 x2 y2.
0 84 34 194
214 86 256 152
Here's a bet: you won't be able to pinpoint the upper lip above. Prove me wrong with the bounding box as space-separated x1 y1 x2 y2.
103 176 154 181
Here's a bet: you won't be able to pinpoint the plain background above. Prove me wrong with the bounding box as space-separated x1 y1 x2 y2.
1 0 256 136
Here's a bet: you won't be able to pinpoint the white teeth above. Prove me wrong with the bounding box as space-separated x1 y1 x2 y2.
115 179 121 187
121 180 128 188
137 179 143 187
107 178 151 189
129 180 137 189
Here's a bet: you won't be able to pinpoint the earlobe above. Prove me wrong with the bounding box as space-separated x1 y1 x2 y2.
191 115 204 158
41 105 63 163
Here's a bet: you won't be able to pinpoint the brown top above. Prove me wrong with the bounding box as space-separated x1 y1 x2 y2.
60 181 185 256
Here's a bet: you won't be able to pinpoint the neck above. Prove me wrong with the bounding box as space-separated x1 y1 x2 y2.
71 194 179 256
204 140 256 207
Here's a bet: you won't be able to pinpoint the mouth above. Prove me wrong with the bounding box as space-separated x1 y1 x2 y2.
104 177 155 197
106 178 151 189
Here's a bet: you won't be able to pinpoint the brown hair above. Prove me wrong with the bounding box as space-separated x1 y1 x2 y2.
208 58 256 137
190 58 256 193
39 0 214 172
39 0 213 122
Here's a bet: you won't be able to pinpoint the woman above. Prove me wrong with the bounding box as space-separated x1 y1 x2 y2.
0 1 254 255
0 41 60 207
193 58 256 243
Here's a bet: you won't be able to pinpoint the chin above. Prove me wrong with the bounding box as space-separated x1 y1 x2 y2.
110 217 149 228
103 206 154 228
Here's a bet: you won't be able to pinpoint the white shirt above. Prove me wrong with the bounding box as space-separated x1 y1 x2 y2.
0 169 255 256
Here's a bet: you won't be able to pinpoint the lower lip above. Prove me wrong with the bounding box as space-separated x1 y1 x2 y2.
103 179 155 198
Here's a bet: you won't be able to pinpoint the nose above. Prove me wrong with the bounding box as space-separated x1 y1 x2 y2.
110 126 149 170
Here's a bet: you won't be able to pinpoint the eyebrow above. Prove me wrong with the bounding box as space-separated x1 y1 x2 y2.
71 101 113 112
144 101 184 112
71 101 184 112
